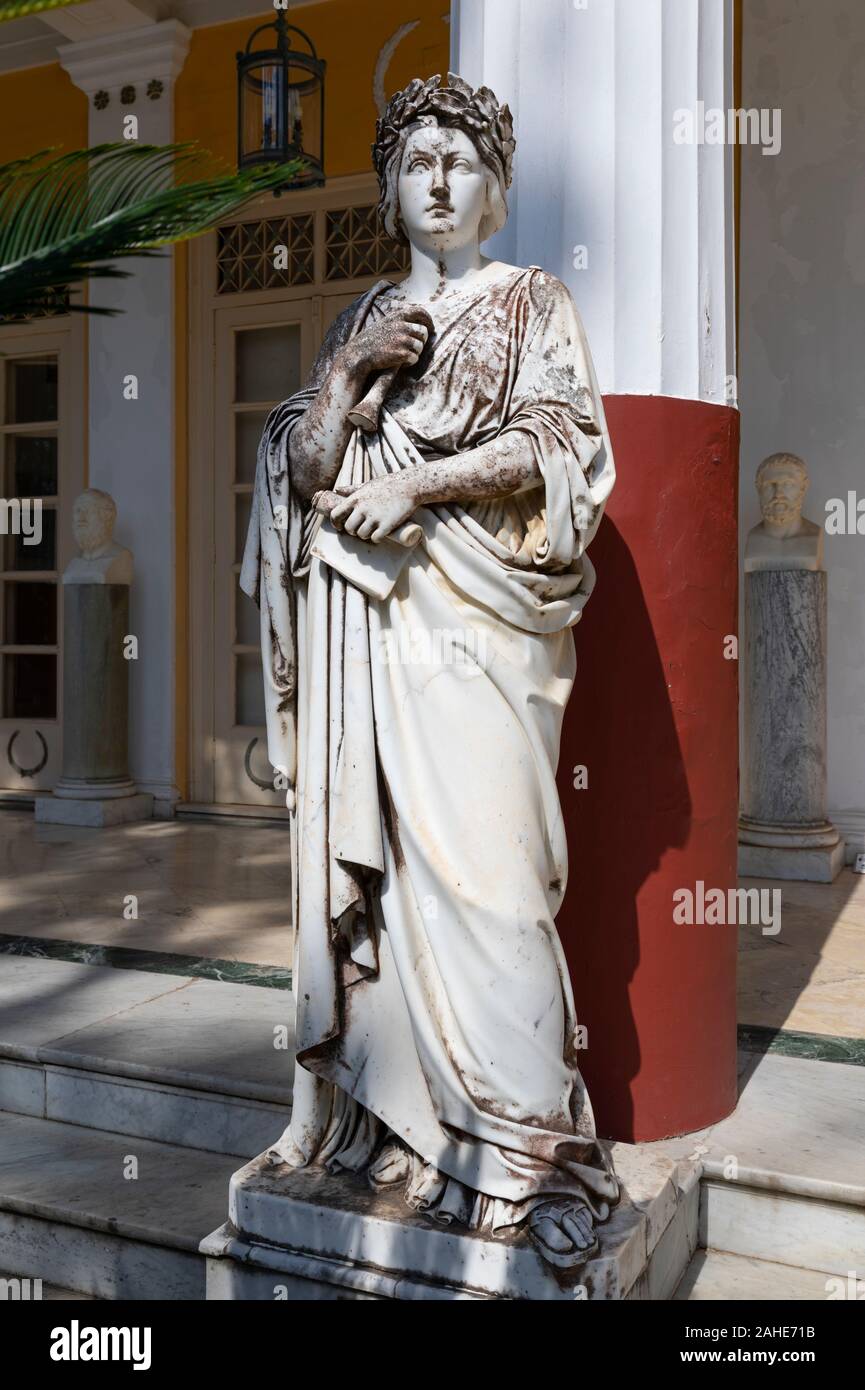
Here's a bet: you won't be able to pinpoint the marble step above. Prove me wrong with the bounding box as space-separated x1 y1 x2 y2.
0 1109 239 1300
0 955 293 1157
695 1053 865 1276
700 1173 865 1277
675 1248 839 1300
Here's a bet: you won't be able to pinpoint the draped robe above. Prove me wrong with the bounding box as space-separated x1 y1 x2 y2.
241 265 620 1234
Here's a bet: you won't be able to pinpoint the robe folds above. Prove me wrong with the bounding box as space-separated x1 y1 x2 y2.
240 266 620 1234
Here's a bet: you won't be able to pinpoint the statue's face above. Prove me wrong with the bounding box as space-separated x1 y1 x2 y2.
397 124 491 251
72 494 113 556
757 464 806 527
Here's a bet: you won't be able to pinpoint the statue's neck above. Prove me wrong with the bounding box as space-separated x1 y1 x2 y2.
401 239 486 301
80 540 119 559
762 517 805 540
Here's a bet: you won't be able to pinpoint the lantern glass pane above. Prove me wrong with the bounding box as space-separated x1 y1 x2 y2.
241 61 286 158
285 58 322 165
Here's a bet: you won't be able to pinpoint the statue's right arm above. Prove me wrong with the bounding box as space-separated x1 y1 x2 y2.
288 310 431 503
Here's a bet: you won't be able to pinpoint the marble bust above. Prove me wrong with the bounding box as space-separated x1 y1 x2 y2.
744 452 823 572
241 73 619 1271
63 488 133 586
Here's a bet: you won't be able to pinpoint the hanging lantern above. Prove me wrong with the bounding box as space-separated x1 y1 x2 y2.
236 8 325 186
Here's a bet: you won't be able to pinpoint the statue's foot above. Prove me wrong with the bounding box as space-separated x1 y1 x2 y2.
368 1139 411 1190
263 1130 308 1169
528 1199 599 1270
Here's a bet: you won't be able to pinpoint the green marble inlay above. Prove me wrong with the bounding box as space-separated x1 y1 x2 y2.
739 1023 865 1067
0 933 292 991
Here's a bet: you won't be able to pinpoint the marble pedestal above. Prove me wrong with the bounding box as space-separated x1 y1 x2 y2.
202 1145 699 1301
35 584 152 827
738 569 843 882
35 788 153 827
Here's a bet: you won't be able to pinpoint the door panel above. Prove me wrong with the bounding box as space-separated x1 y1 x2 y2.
212 302 313 807
0 326 82 792
188 178 408 812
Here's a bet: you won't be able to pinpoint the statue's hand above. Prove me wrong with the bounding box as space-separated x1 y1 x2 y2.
341 309 432 377
315 476 418 543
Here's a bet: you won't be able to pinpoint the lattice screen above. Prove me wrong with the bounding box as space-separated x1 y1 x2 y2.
2 290 71 324
216 214 315 294
325 205 410 280
216 204 409 294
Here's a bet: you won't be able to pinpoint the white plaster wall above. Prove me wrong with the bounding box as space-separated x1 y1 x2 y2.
58 21 189 810
739 0 865 828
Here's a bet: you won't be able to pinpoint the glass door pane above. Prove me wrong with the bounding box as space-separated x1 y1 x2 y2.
235 323 301 403
1 351 60 729
209 303 311 808
232 322 302 739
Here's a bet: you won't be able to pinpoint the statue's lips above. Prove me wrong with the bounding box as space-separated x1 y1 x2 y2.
427 204 454 215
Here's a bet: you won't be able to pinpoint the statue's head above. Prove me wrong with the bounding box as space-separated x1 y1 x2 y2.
373 73 515 250
72 487 117 557
755 452 808 529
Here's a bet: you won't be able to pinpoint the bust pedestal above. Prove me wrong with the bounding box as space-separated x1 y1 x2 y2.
739 454 843 882
738 568 843 882
36 493 152 826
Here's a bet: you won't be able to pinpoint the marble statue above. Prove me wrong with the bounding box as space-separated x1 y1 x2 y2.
241 73 619 1269
744 452 823 572
63 488 133 587
739 452 843 881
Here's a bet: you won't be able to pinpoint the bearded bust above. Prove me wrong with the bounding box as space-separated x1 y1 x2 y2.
63 489 132 586
745 453 823 572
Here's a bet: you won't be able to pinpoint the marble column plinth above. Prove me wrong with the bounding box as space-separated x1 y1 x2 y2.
35 584 152 827
738 569 842 882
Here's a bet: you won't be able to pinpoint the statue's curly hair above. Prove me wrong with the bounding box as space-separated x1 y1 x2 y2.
756 452 808 491
372 72 516 244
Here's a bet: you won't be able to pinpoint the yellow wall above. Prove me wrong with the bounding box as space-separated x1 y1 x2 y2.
0 62 87 162
0 2 450 172
176 0 451 174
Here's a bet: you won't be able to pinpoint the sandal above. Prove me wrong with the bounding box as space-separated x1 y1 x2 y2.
368 1139 411 1190
528 1199 599 1269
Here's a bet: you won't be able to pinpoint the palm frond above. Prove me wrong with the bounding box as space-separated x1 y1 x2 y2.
0 1 86 22
0 143 305 318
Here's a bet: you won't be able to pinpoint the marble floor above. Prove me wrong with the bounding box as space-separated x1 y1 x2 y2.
0 809 863 1044
738 870 865 1043
0 809 293 973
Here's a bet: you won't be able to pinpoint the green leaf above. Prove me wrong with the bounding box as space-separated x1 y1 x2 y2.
0 1 86 22
0 143 307 319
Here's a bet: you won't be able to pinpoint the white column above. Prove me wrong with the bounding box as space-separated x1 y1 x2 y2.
451 0 736 403
59 20 190 814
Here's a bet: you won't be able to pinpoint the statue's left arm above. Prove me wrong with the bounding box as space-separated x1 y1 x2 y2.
324 430 541 543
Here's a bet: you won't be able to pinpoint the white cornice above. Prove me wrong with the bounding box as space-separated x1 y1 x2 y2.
57 16 190 92
41 0 161 42
0 0 331 76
